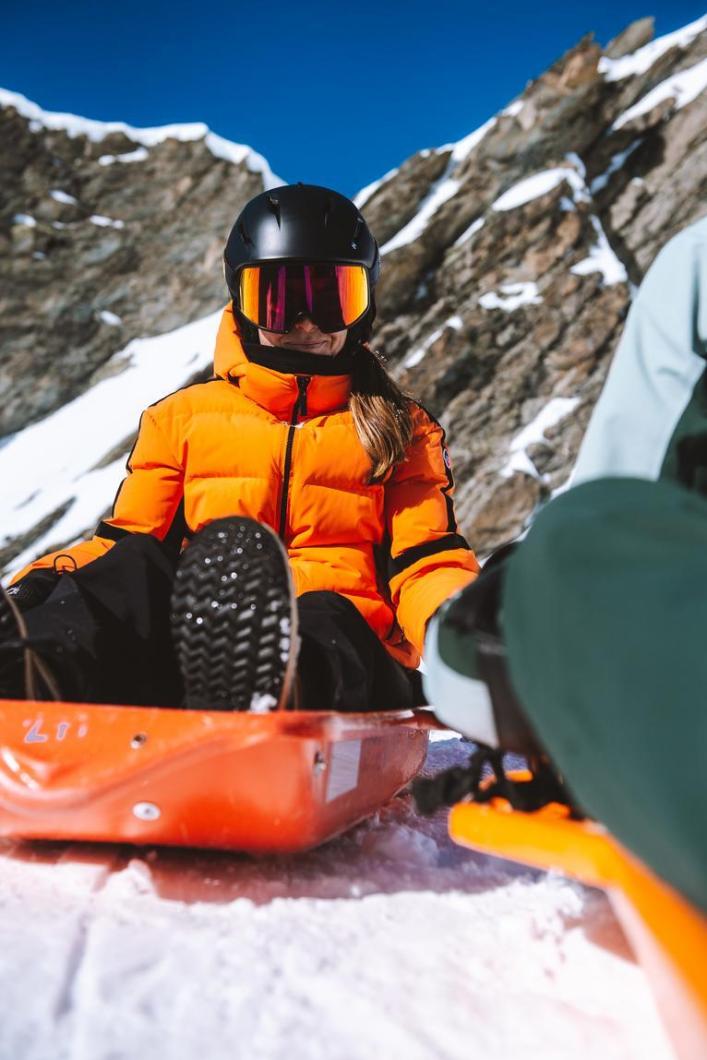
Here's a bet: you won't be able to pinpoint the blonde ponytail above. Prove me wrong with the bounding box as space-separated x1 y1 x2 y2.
349 342 414 483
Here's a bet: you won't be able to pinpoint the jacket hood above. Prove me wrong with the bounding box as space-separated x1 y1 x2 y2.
213 305 354 420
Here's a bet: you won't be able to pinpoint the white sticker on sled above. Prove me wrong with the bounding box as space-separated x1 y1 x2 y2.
326 740 362 802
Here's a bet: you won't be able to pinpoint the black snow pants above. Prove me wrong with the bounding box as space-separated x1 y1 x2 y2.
21 534 423 712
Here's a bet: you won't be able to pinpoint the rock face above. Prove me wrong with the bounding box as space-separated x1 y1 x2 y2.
1 99 278 437
367 15 707 552
1 15 706 568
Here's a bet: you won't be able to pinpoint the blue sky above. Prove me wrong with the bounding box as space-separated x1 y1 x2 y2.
2 1 705 197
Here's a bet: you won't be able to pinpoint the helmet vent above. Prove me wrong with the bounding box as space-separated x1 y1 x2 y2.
322 196 333 228
267 195 281 228
238 221 254 247
351 216 363 250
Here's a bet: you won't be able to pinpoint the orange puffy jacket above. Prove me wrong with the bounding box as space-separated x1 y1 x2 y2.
16 306 478 666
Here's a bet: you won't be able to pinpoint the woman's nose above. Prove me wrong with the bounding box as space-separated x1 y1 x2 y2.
292 314 316 332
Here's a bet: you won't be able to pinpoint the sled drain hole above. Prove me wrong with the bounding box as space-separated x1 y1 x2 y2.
133 801 161 821
130 732 148 748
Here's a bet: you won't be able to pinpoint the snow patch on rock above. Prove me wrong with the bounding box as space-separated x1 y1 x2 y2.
0 88 283 188
590 140 642 194
479 282 542 312
453 215 485 248
381 118 496 255
90 214 125 229
502 397 581 480
571 215 628 286
611 56 707 130
492 164 589 212
49 189 78 205
98 147 149 166
353 165 399 209
599 15 707 81
99 310 122 327
403 315 463 369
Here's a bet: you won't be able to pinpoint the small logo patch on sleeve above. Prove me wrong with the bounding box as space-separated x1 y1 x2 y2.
442 447 452 470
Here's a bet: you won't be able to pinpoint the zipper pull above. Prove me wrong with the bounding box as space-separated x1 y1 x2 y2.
296 375 310 420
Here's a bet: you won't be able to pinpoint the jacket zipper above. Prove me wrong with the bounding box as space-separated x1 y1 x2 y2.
278 375 310 540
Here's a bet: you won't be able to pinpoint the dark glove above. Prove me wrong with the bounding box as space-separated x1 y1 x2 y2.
6 569 61 611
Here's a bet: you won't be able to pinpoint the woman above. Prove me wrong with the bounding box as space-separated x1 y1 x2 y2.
1 184 479 712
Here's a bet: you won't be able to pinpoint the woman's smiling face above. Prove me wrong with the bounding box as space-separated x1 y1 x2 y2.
258 315 347 357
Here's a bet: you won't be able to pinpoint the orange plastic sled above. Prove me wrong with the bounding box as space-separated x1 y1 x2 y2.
0 699 429 853
449 785 707 1060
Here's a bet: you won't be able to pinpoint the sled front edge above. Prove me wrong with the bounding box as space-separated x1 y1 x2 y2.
0 700 430 853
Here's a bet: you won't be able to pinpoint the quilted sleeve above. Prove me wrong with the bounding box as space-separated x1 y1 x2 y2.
11 405 185 583
385 404 479 655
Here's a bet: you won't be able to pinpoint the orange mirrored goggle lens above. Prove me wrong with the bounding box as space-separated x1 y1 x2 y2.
239 263 369 333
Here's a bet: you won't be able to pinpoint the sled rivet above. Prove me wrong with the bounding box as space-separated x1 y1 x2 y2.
130 733 148 748
313 751 326 775
133 802 161 821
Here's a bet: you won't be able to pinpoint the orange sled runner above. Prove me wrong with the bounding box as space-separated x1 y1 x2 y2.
0 700 429 853
449 787 707 1060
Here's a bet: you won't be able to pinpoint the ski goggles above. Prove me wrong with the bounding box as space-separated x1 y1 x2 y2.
238 262 370 334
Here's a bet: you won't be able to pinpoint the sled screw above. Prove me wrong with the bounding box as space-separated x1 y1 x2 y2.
313 751 326 775
130 733 148 748
133 801 161 821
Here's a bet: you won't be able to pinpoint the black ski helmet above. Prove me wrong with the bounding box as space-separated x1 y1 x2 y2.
224 183 380 344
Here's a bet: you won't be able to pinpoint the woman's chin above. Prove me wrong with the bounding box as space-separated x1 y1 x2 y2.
287 343 336 356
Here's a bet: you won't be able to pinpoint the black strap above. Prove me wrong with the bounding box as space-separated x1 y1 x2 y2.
95 499 191 555
413 744 583 818
162 497 192 555
389 533 471 579
95 520 132 542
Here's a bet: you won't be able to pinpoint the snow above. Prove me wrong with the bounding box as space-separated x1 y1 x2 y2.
611 57 707 130
98 148 149 166
380 119 496 255
381 175 462 254
1 310 222 578
89 214 125 229
49 189 78 205
590 140 642 194
501 397 581 479
488 155 626 288
479 282 542 312
0 88 283 189
453 215 485 248
13 213 36 227
598 15 707 82
98 310 122 327
571 214 628 286
443 117 497 165
491 165 589 212
403 315 463 369
501 100 525 117
249 693 278 714
353 165 399 209
0 736 674 1059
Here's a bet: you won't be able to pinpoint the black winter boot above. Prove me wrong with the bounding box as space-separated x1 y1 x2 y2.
0 584 62 701
170 518 298 712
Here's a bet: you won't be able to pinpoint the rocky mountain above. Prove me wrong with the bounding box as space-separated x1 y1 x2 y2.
1 14 706 571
